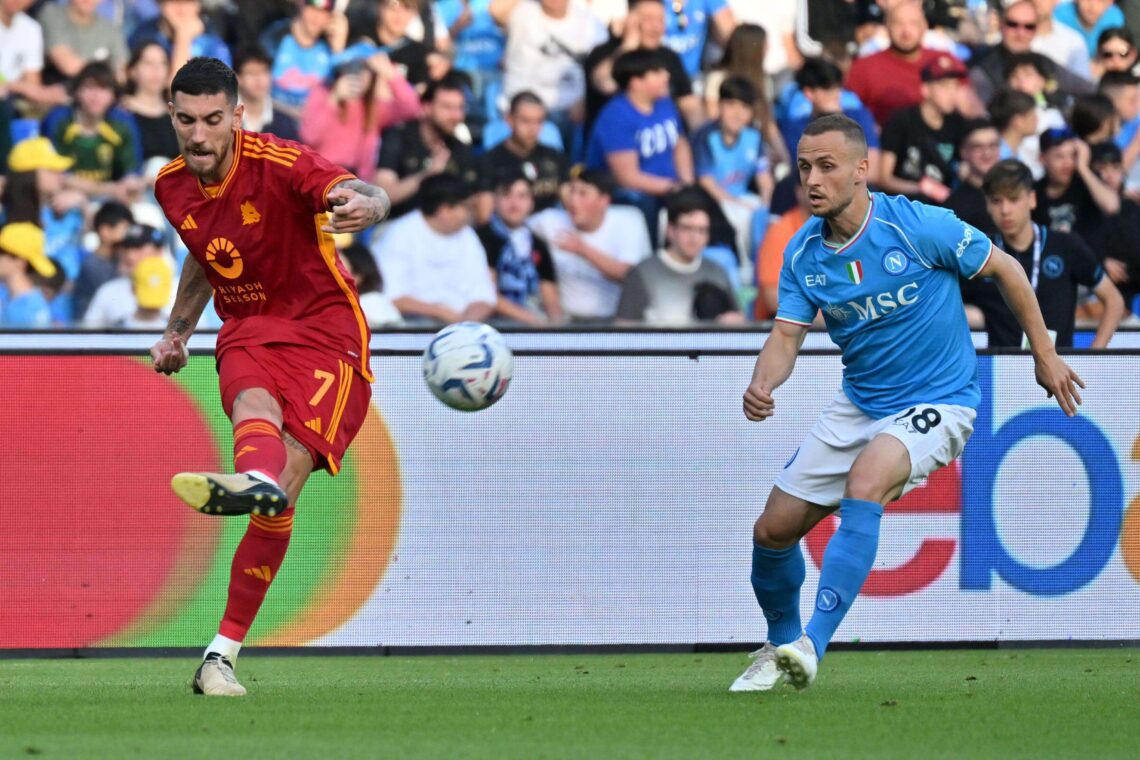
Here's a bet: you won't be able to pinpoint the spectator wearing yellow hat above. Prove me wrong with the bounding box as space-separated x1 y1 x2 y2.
120 254 174 329
2 135 87 283
0 223 56 329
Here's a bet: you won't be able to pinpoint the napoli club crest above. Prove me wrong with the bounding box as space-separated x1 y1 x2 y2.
1042 255 1065 279
881 249 909 275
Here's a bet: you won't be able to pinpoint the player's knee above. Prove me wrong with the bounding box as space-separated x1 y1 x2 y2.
753 517 800 549
232 387 283 423
843 467 894 504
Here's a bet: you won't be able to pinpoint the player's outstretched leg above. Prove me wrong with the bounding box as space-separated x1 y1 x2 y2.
192 505 295 696
783 497 883 689
172 418 289 516
729 541 806 691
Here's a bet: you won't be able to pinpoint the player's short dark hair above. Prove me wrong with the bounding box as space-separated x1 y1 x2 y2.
171 57 239 105
340 242 382 294
72 61 118 97
1002 52 1048 81
508 90 545 115
1070 93 1116 141
419 173 473 215
492 167 533 195
801 113 868 157
718 76 757 107
232 45 274 75
93 201 134 231
665 188 712 226
795 57 843 91
628 0 664 7
982 159 1035 198
959 117 997 147
987 89 1036 131
613 49 668 91
1098 70 1140 97
423 71 468 103
569 165 614 197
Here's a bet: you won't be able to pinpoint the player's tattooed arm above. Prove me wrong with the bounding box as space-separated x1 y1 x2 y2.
151 257 213 375
324 179 392 232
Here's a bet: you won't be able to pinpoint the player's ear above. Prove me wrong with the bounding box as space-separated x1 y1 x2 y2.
232 102 244 128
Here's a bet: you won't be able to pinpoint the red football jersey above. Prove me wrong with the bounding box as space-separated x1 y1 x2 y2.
155 129 371 380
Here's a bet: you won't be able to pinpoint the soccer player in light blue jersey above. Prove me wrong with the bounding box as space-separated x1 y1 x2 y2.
730 114 1085 692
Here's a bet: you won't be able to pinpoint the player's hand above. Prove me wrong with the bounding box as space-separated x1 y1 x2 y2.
1034 351 1085 417
324 186 391 233
743 381 776 421
151 333 189 375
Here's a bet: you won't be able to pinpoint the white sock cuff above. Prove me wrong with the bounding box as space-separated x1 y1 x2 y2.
205 634 242 661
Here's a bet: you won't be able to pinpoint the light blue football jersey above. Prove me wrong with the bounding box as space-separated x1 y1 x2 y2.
776 193 992 418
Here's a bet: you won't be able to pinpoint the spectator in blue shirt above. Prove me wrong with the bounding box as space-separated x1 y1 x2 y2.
693 75 773 269
0 223 55 329
436 0 505 110
777 57 881 186
586 48 694 246
664 0 736 76
1054 0 1126 58
260 0 348 119
128 0 231 74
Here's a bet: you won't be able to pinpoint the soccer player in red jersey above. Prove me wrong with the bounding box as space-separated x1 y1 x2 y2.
149 57 391 697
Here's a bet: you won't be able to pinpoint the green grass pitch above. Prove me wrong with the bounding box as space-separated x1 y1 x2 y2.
1 650 1137 759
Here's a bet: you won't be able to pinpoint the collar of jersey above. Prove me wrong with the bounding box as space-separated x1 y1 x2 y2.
821 194 873 255
197 129 243 201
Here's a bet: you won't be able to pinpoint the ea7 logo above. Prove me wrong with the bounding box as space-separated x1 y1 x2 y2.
848 282 919 321
805 274 827 287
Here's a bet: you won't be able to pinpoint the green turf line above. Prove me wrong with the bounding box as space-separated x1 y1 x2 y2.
0 650 1136 758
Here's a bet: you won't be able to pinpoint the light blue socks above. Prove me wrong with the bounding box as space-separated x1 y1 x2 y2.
750 541 806 646
805 498 884 658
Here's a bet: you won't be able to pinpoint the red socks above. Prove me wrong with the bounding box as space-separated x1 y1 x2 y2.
218 508 294 641
218 417 291 642
232 418 286 484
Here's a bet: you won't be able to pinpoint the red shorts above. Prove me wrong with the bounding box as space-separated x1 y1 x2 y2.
218 344 372 475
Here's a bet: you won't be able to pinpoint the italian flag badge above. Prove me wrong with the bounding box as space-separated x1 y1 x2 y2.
846 260 864 284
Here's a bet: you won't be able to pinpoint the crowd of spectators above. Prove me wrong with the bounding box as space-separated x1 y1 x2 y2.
0 0 1138 343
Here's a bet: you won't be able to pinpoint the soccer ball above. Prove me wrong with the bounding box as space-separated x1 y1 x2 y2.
423 321 513 411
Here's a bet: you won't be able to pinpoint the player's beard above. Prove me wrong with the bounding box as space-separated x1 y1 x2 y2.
184 142 229 183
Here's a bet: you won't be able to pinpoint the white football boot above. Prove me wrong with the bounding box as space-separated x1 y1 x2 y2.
775 635 818 690
192 652 247 697
728 643 785 692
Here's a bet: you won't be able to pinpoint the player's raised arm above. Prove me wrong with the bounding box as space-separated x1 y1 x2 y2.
973 246 1085 416
151 255 214 375
322 178 392 234
743 319 809 421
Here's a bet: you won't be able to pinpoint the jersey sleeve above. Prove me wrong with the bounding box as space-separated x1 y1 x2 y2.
593 105 637 156
376 125 406 173
534 238 557 282
289 146 357 213
774 239 816 326
615 267 649 321
692 125 715 178
879 110 907 158
911 203 993 278
1068 234 1105 287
